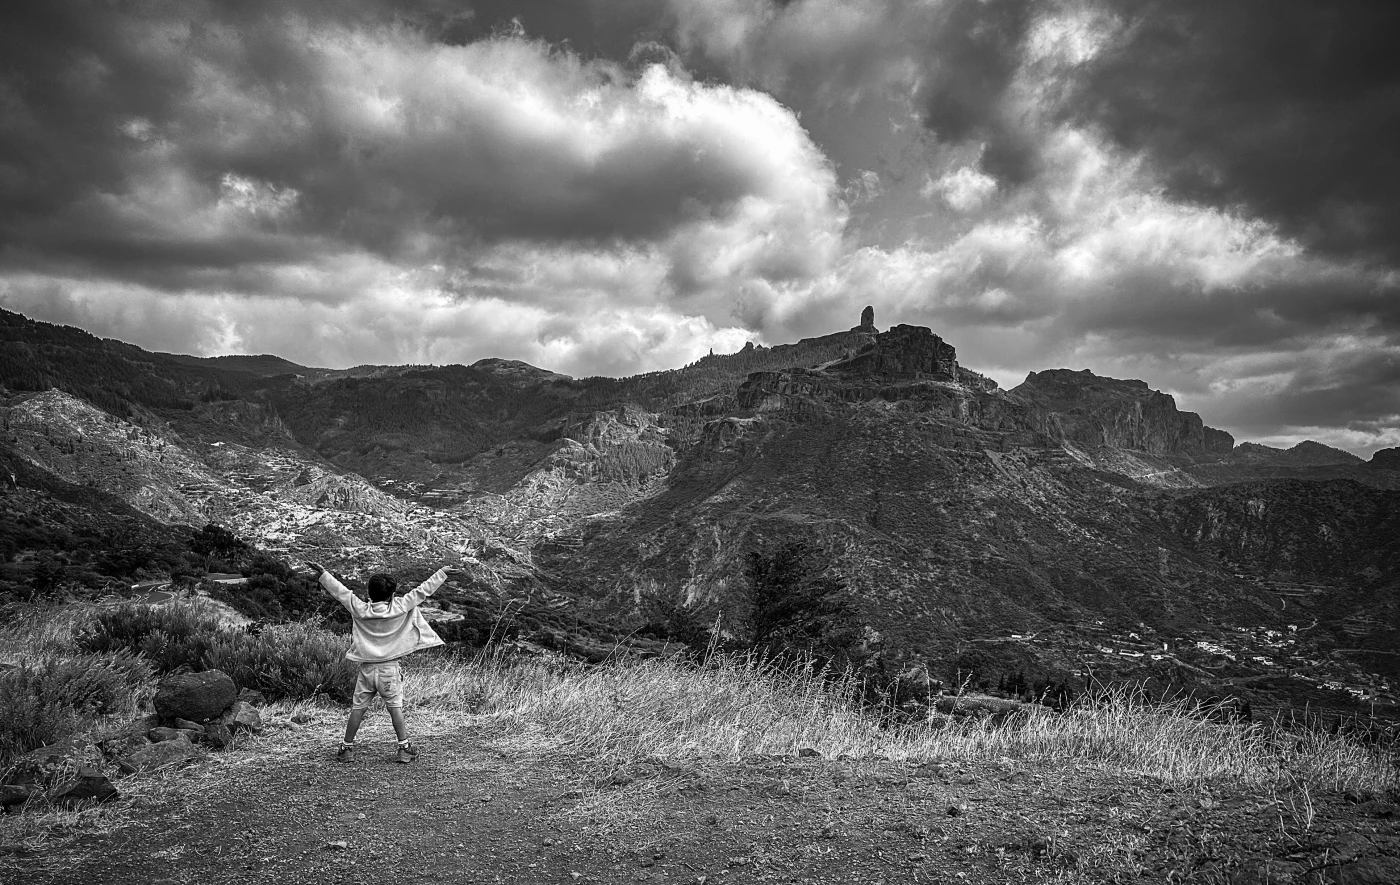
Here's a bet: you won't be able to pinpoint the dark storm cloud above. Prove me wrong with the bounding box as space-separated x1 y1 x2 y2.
915 0 1038 185
3 0 1400 455
1063 0 1400 262
0 0 839 296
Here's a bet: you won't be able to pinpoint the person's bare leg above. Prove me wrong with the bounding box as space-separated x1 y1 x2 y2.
344 708 367 743
387 706 409 743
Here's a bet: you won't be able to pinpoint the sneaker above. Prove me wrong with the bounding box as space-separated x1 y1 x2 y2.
395 741 417 764
335 743 354 763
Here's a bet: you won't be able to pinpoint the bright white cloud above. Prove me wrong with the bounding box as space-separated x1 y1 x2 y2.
926 166 998 211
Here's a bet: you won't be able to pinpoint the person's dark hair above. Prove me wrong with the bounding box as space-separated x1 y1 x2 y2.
367 573 398 602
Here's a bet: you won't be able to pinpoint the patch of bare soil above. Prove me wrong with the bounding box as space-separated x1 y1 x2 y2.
3 714 1397 884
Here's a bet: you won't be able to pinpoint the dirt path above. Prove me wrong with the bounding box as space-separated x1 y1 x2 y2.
6 715 1398 884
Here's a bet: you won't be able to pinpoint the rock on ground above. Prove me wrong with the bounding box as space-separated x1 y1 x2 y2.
118 739 199 774
154 671 236 724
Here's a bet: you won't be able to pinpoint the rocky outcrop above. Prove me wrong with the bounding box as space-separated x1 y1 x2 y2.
1011 369 1234 457
828 325 961 381
857 305 876 331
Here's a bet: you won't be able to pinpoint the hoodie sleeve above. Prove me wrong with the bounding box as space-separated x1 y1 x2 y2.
318 571 365 618
394 568 448 613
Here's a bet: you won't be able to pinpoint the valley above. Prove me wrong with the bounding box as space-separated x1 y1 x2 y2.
2 306 1398 724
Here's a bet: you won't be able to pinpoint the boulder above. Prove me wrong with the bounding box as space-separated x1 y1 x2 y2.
52 767 118 806
154 671 236 724
118 739 199 774
199 722 233 750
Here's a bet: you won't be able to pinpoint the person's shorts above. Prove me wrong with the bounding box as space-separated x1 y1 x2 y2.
352 660 405 710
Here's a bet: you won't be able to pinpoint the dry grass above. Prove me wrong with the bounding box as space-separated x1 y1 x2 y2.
397 649 1399 793
1 606 1395 862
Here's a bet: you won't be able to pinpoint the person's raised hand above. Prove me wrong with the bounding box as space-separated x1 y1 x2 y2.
305 561 326 577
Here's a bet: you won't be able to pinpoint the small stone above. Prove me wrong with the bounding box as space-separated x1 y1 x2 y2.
52 767 118 806
325 841 348 851
174 718 205 734
797 748 820 758
237 688 267 706
291 712 313 725
357 812 366 820
226 701 263 733
118 738 199 774
147 727 183 743
947 804 963 817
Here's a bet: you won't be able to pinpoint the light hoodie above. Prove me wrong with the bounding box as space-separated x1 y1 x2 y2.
319 568 448 663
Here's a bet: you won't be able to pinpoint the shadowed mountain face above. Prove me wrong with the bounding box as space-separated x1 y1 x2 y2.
3 307 1398 713
1011 369 1235 457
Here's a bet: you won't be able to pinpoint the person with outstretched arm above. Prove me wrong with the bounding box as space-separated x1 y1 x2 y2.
305 561 457 764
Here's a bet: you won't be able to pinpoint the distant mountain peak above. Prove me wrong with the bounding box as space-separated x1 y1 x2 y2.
1370 446 1400 470
1232 441 1363 466
469 358 572 385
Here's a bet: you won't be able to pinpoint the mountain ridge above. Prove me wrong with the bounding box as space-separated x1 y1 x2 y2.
3 306 1397 717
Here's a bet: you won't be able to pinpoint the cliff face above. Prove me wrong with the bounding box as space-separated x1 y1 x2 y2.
1010 369 1234 457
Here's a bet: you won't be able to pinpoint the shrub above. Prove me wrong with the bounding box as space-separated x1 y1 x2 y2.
0 651 152 766
202 622 356 702
74 601 354 702
76 601 223 672
743 540 863 669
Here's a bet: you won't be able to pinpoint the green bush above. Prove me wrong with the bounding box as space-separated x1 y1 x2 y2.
0 652 152 766
203 623 356 702
743 540 863 669
75 601 354 702
76 601 222 672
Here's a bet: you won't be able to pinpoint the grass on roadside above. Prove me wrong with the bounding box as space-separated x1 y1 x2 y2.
398 649 1399 793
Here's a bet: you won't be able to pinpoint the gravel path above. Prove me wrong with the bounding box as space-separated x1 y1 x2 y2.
5 715 1398 884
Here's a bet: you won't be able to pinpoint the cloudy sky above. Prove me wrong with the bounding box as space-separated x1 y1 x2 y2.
2 1 1398 455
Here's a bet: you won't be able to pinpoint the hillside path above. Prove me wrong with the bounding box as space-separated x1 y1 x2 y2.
7 717 1399 884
